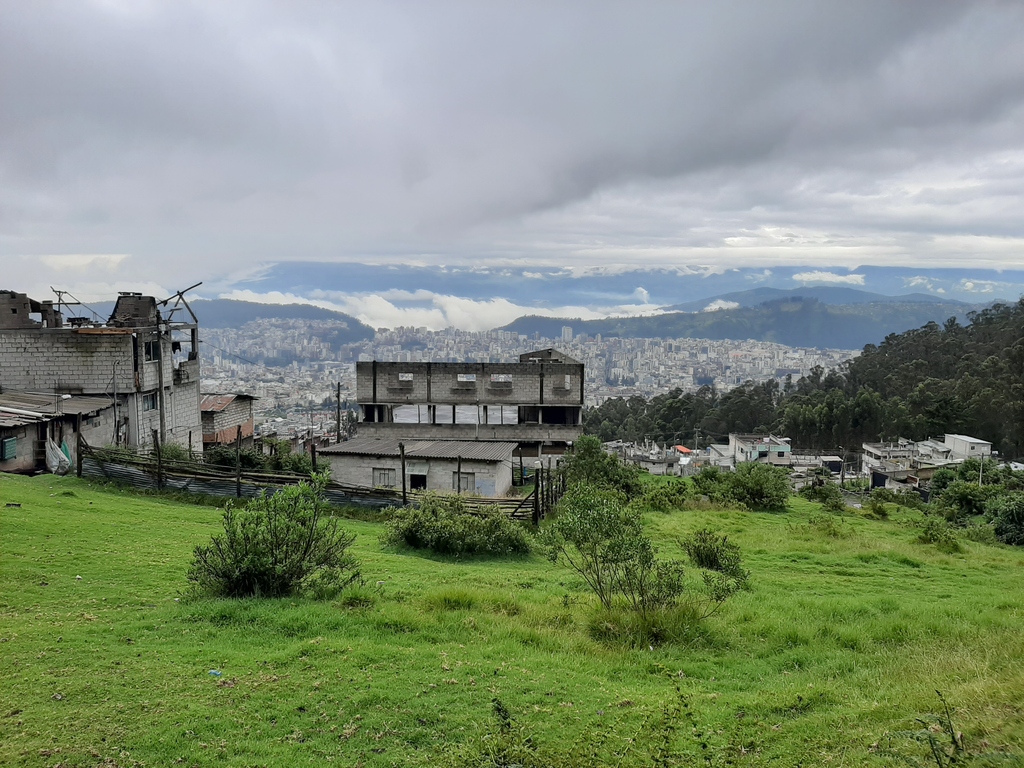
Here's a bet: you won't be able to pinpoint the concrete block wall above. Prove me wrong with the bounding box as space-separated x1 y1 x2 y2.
166 380 203 453
0 330 135 393
323 453 511 497
357 361 584 406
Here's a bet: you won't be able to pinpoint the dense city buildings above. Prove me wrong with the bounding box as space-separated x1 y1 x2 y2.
200 318 856 441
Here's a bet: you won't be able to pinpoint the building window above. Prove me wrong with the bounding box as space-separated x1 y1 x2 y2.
490 373 512 383
373 468 397 488
398 372 414 381
144 340 161 361
777 451 785 458
0 437 16 460
457 373 476 382
142 392 158 411
453 472 475 493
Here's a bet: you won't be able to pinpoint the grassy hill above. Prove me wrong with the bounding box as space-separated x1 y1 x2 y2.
2 474 1023 766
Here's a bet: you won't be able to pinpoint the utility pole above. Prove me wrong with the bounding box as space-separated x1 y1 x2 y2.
399 442 407 505
335 382 342 443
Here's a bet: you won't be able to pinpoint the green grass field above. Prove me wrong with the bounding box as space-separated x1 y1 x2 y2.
2 473 1024 767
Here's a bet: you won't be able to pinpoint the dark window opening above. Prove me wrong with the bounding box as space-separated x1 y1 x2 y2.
409 474 427 490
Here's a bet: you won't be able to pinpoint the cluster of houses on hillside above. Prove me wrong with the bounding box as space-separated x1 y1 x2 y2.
1 287 1001 500
0 289 585 499
608 431 995 493
0 290 256 474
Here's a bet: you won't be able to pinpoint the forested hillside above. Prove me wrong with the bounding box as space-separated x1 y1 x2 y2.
585 299 1024 459
503 296 978 349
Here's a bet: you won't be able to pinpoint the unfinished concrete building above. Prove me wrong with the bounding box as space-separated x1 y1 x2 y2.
356 349 584 456
0 289 203 456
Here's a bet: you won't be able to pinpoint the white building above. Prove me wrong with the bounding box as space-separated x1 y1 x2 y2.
943 434 992 461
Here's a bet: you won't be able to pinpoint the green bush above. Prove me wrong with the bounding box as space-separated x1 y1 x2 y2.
939 481 998 522
681 528 750 589
690 466 735 504
381 493 532 557
561 435 643 496
204 445 267 471
800 480 846 513
729 462 790 511
632 481 690 512
929 468 956 495
962 523 999 546
917 516 962 553
544 484 686 615
156 442 193 462
988 492 1024 546
187 472 360 598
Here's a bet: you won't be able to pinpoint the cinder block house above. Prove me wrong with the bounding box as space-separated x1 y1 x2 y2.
200 393 257 450
355 349 584 458
319 437 516 497
0 289 203 458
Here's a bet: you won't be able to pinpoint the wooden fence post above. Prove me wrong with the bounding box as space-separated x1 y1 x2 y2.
76 431 84 478
399 442 407 506
235 426 242 498
311 442 318 472
456 456 462 494
152 429 163 490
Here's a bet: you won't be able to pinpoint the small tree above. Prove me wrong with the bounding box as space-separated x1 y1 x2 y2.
543 484 644 609
561 435 643 496
188 472 359 598
989 492 1024 545
729 463 790 511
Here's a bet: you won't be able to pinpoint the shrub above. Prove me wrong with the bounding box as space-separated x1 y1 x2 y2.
988 492 1024 546
800 480 846 513
187 472 360 598
632 481 690 512
939 481 998 522
157 442 193 462
561 435 643 496
381 493 532 557
690 466 734 504
865 494 890 519
807 513 851 539
929 468 956 495
681 528 750 589
962 523 999 546
729 462 790 511
917 516 961 553
544 484 688 615
204 445 267 471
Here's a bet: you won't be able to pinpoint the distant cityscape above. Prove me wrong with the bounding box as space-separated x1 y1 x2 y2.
200 317 857 437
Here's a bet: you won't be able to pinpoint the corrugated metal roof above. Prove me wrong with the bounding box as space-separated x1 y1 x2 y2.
0 392 113 419
320 437 517 462
200 393 257 412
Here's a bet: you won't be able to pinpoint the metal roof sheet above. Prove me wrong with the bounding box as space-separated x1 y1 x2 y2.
201 393 257 412
0 392 112 418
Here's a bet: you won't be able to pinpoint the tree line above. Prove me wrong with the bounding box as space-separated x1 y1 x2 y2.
584 298 1024 459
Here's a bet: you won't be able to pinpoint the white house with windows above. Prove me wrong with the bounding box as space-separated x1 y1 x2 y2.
319 437 516 497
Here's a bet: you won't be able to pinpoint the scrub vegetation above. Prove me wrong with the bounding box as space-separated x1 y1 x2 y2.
2 472 1024 767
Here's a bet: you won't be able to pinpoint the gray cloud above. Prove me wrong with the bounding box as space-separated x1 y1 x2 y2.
2 0 1024 297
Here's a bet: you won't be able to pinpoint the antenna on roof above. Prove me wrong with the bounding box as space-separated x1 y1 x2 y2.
158 282 202 324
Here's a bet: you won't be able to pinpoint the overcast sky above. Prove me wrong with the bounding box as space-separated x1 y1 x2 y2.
3 0 1024 305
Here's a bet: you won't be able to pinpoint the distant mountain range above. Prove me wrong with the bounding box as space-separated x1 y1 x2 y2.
78 298 375 342
500 295 985 349
660 286 968 313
